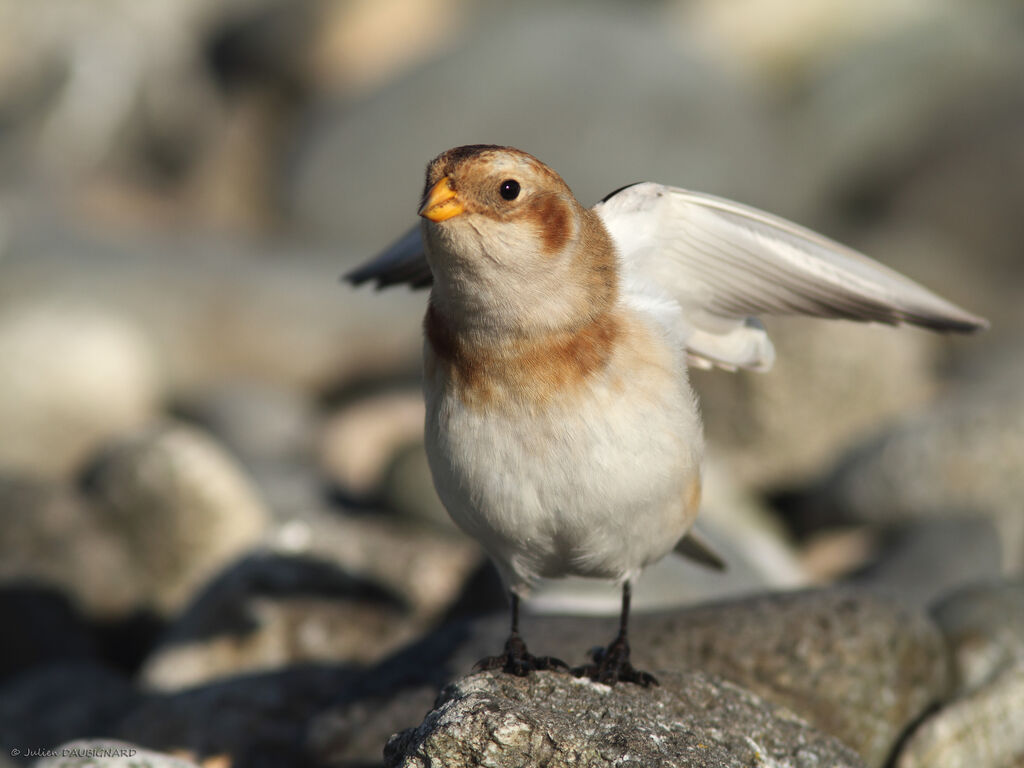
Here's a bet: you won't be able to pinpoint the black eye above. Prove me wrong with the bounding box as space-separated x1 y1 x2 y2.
499 179 520 200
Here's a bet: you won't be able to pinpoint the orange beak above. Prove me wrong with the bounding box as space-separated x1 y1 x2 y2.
418 176 464 222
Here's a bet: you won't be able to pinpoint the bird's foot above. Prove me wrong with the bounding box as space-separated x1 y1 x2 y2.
573 635 659 687
473 633 569 677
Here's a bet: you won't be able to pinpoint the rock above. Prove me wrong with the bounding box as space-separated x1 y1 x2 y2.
0 217 426 394
33 740 202 768
848 518 1004 609
0 303 161 477
0 586 96 685
174 380 320 514
80 422 270 614
288 5 781 256
384 670 867 768
691 317 941 489
893 663 1024 768
0 473 143 617
267 507 481 625
930 579 1024 694
115 664 357 768
800 350 1024 569
318 389 427 500
139 552 413 691
313 587 949 768
0 662 140 755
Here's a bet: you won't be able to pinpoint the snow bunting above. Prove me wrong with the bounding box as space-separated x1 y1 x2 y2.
347 144 987 685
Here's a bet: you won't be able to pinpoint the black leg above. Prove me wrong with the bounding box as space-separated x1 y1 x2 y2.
473 592 569 677
572 581 658 686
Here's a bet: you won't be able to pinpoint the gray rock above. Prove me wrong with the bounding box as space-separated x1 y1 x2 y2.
692 317 943 489
267 507 482 627
0 473 143 617
115 664 356 768
33 740 201 768
848 518 1004 609
930 579 1024 694
0 303 161 478
287 5 784 256
81 422 270 614
0 586 96 685
384 670 867 768
139 552 413 691
0 662 140 755
893 662 1024 768
174 380 321 515
0 216 426 395
313 588 949 768
802 350 1024 569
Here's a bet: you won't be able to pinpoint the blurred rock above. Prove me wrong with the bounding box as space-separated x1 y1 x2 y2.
0 662 140 756
384 670 866 768
0 219 426 394
314 587 948 768
319 389 425 499
268 507 481 624
0 303 161 478
175 380 320 514
930 579 1024 695
139 552 412 691
692 317 941 489
893 663 1024 768
799 349 1024 569
848 518 1004 609
288 5 783 256
81 422 270 614
0 474 143 617
115 663 356 768
33 741 202 768
0 586 96 685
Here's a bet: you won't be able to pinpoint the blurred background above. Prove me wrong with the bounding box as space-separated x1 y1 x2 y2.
0 0 1022 763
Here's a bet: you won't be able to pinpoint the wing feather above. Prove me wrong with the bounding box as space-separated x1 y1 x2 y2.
344 225 432 289
595 183 987 370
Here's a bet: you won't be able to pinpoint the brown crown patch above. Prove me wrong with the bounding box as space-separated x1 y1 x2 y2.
425 304 621 411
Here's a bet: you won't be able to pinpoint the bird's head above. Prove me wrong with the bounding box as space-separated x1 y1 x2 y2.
418 145 617 339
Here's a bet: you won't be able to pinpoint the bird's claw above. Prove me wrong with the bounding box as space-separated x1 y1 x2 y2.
474 633 569 677
572 635 659 687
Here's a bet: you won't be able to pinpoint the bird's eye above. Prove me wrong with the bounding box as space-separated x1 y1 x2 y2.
499 179 520 200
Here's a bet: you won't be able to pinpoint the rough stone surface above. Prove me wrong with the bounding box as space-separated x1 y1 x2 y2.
384 670 867 768
80 422 270 614
313 588 949 768
930 579 1024 694
33 740 202 768
893 663 1024 768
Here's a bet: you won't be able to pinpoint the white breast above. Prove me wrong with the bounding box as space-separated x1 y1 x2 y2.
423 302 703 595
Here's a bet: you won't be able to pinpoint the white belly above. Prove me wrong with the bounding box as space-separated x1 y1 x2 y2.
423 310 703 594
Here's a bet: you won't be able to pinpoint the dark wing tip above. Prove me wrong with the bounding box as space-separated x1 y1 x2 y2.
598 182 644 204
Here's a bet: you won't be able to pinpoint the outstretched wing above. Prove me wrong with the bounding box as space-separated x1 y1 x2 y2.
344 224 432 289
594 183 987 371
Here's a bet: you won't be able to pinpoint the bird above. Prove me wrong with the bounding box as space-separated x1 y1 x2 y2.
346 144 987 686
